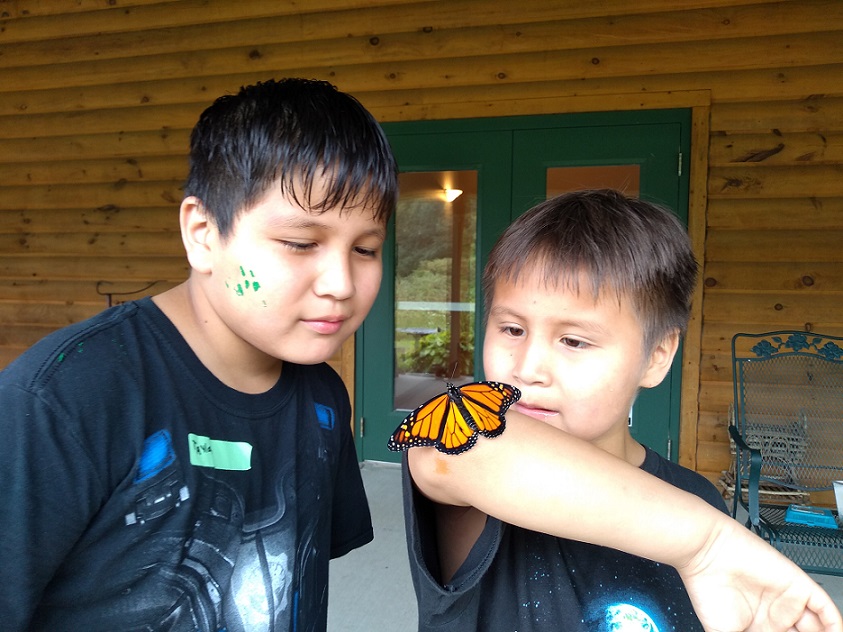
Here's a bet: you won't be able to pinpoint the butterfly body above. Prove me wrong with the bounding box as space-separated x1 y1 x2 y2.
387 381 521 455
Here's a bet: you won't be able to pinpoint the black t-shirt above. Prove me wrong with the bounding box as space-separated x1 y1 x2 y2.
0 298 372 632
404 446 728 632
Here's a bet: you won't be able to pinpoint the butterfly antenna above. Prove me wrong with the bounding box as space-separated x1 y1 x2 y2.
448 362 460 385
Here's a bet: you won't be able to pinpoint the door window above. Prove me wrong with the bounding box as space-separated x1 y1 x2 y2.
546 165 640 198
394 171 478 410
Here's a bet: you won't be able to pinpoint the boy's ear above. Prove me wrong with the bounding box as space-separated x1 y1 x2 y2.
180 196 216 274
640 330 680 389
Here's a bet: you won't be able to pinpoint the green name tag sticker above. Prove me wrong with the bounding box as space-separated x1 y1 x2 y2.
188 433 253 471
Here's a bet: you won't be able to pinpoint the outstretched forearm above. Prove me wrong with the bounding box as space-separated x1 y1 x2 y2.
408 410 722 568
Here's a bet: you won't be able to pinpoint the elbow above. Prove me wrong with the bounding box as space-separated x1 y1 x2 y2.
407 447 465 506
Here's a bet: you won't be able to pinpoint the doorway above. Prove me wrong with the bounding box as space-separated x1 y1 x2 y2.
357 110 691 463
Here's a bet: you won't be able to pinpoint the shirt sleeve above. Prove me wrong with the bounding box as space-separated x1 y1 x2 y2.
329 419 374 558
0 382 103 630
401 457 505 630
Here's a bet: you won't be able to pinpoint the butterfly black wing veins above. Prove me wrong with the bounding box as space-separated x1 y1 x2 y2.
387 381 521 455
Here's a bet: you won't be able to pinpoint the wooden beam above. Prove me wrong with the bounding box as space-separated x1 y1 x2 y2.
678 102 710 470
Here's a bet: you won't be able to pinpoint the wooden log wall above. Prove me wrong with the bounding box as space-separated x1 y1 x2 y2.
1 0 842 483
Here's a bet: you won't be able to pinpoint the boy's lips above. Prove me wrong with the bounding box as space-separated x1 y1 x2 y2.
512 402 559 421
303 316 347 335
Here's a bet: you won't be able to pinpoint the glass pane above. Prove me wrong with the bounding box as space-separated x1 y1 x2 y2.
546 164 640 197
393 171 478 410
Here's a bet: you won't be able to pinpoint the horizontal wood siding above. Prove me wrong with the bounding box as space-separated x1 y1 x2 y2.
702 90 843 483
1 0 842 482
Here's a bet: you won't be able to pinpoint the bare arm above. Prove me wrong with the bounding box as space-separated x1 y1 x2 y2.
409 410 723 563
408 410 842 631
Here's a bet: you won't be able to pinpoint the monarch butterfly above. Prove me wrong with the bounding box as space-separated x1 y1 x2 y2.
387 381 521 455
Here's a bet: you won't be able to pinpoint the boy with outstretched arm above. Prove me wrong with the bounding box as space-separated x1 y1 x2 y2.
0 78 398 631
402 189 842 631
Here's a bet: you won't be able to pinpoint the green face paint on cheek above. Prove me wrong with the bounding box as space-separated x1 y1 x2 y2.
228 266 263 297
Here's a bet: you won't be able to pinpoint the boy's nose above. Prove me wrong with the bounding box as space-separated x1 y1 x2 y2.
513 342 550 386
314 254 355 300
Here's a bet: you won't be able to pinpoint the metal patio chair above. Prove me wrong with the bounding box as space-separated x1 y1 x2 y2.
730 331 843 575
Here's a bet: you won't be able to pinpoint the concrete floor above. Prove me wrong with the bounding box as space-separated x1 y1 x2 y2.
328 462 416 631
328 462 843 631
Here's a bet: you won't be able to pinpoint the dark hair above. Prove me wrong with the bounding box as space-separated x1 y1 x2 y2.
482 189 698 352
183 78 398 237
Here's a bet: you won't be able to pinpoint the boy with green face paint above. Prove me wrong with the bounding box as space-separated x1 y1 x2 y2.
0 78 398 631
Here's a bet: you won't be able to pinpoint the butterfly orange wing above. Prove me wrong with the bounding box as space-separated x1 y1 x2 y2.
387 381 520 455
456 381 521 438
387 391 477 455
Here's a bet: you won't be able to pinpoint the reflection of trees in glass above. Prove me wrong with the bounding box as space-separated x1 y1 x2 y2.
395 198 451 279
395 196 476 376
399 326 474 377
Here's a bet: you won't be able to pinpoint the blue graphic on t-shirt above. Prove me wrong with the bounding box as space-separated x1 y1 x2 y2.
314 403 335 430
604 603 659 631
135 429 176 482
125 429 189 526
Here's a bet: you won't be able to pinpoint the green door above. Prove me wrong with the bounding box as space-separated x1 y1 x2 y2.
357 111 690 463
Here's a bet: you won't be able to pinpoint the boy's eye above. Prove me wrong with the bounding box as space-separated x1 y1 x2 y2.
281 240 315 252
501 325 524 337
354 245 379 258
561 337 588 350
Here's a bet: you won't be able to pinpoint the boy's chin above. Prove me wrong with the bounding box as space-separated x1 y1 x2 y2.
275 340 346 366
